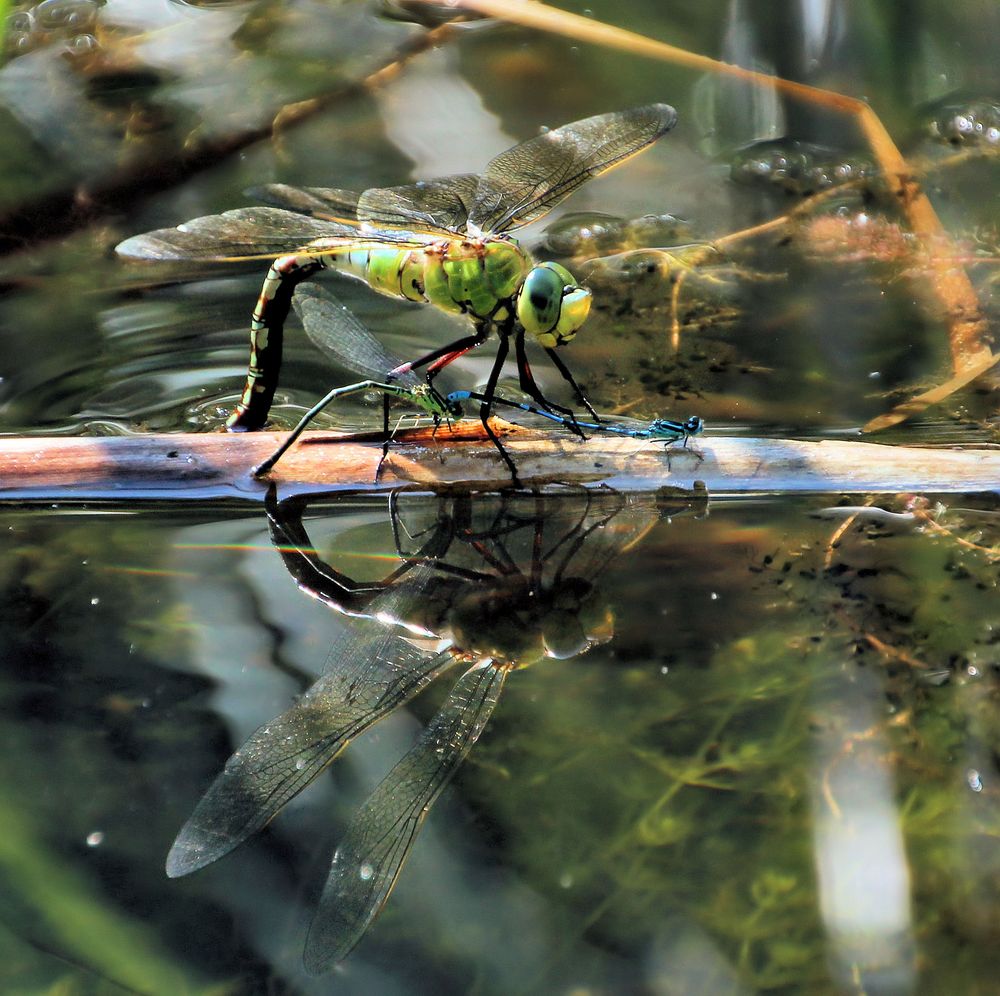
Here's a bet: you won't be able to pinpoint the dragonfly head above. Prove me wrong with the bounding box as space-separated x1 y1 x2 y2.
516 261 592 347
539 577 615 660
648 415 704 440
682 415 705 438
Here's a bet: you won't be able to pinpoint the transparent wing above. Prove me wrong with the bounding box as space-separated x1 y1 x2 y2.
303 659 508 971
116 207 355 261
292 282 423 388
469 103 677 234
115 206 429 262
166 486 464 878
355 173 479 232
246 183 362 221
165 634 461 878
119 106 674 263
250 173 479 234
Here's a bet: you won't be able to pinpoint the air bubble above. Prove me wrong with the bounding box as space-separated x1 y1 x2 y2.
36 0 98 31
7 11 36 33
66 33 98 56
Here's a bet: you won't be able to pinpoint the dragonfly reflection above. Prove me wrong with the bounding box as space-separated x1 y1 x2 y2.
169 483 707 971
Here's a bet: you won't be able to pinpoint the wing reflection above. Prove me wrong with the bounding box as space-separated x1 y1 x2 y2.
170 483 708 971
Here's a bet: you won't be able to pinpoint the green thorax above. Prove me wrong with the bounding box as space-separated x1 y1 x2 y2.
356 238 531 321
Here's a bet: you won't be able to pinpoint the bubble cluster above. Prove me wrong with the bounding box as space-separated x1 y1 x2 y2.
928 99 1000 147
730 140 873 196
542 211 689 256
4 0 102 59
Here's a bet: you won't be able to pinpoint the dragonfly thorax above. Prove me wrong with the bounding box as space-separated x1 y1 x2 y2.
515 261 592 348
442 574 613 666
401 238 531 321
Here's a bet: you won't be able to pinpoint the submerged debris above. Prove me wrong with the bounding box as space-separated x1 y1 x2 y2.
730 139 874 197
928 98 1000 147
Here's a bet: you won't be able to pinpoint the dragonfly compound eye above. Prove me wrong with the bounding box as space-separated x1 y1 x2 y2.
517 262 592 347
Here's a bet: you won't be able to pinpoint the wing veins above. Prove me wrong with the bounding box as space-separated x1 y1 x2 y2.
304 660 506 968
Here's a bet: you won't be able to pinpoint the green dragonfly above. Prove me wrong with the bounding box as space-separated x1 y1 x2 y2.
116 104 677 480
255 281 704 476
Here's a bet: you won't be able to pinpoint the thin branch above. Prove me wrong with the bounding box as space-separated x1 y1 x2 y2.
0 425 997 501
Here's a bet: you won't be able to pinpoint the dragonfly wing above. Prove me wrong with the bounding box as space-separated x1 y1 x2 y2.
165 640 460 877
115 207 363 262
468 103 677 234
303 659 508 971
355 173 479 233
293 282 421 387
248 175 479 232
246 184 362 221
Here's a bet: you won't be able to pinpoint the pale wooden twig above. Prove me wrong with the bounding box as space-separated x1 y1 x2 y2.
0 425 997 501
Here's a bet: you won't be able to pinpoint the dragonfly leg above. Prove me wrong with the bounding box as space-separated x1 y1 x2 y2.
387 324 488 384
228 256 325 431
253 379 385 477
374 393 393 483
477 335 522 487
389 490 459 561
543 345 602 423
513 328 586 440
664 436 705 471
372 390 452 485
385 325 497 470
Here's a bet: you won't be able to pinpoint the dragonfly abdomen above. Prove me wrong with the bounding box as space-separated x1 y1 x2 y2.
317 247 430 305
227 253 325 430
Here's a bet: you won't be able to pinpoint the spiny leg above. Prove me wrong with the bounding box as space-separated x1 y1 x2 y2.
374 329 489 478
514 327 585 439
543 345 602 423
387 325 492 473
374 402 444 484
477 334 522 487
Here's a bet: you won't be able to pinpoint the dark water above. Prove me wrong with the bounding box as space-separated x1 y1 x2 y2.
1 1 1000 993
7 491 1000 995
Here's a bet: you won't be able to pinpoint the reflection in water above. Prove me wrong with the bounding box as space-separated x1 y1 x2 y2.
167 483 708 971
1 0 998 988
781 496 1000 993
4 493 1000 989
